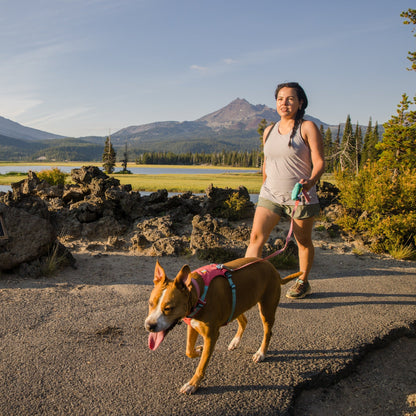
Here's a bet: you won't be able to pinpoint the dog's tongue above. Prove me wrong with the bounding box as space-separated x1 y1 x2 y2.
148 331 165 350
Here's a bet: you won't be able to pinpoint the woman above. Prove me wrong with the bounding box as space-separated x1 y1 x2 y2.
245 82 325 299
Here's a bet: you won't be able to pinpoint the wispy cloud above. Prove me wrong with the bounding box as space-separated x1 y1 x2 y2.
190 57 239 75
25 106 96 129
0 95 43 120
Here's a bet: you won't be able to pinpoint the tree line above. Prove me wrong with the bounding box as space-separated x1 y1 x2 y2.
101 117 382 173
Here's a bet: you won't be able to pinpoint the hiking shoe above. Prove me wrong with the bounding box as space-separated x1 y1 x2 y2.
286 278 311 299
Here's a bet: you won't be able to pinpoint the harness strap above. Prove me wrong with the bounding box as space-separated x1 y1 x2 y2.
224 270 236 323
185 265 236 324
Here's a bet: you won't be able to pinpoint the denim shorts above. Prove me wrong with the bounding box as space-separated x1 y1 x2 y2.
257 197 320 219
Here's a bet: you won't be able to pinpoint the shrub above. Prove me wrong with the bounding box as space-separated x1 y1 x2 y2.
220 192 250 220
335 163 416 255
37 167 67 186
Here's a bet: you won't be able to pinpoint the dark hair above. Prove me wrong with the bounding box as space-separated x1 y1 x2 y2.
274 82 308 146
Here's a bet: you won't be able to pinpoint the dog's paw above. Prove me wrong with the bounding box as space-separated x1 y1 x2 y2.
228 337 241 351
252 349 265 363
180 382 198 394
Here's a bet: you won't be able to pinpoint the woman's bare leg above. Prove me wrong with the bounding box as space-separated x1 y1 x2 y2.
245 207 280 258
293 217 315 282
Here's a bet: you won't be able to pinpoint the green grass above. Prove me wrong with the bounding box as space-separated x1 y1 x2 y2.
0 162 338 193
0 172 27 185
113 172 262 193
0 163 263 193
388 243 416 260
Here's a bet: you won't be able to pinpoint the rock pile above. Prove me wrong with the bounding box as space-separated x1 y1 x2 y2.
0 166 256 275
0 166 340 277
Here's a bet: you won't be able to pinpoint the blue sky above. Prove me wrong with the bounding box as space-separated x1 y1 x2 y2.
0 0 414 137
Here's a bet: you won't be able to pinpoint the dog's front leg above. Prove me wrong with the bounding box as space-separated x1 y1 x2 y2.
180 327 219 394
186 324 201 358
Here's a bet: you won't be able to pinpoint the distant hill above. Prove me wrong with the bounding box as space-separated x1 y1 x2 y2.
0 134 103 161
0 134 45 160
0 116 64 141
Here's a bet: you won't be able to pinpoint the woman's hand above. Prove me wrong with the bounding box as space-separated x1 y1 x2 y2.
299 178 315 192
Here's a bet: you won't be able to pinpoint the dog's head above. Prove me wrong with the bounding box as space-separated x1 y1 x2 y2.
145 260 193 350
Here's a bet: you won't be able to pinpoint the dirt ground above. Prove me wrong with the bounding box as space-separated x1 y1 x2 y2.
1 228 415 415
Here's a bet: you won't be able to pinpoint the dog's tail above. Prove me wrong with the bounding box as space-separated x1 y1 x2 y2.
280 271 303 285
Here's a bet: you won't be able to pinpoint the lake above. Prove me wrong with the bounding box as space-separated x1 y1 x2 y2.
0 165 255 175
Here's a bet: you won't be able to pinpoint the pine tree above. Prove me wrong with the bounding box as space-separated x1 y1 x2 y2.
121 143 131 173
401 8 416 71
361 118 372 167
102 136 116 174
377 94 416 171
333 124 341 169
323 127 333 172
368 122 380 162
339 115 354 170
354 122 362 174
319 124 325 141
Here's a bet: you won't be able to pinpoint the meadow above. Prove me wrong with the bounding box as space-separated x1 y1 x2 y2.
0 162 263 193
113 172 263 193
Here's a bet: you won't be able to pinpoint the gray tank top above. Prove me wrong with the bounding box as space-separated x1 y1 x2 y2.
259 122 318 206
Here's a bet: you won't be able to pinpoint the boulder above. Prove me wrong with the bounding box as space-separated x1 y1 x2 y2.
62 185 85 204
202 184 255 220
0 203 55 271
71 166 108 184
149 236 189 256
190 214 249 262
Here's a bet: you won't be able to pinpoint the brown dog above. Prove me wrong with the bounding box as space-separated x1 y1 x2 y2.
144 257 302 394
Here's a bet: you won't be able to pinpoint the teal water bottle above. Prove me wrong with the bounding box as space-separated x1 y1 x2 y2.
291 183 303 200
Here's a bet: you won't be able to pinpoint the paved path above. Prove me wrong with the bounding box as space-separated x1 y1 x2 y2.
0 248 415 415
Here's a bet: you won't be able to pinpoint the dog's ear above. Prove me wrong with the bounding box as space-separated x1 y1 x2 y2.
154 260 167 285
174 265 191 290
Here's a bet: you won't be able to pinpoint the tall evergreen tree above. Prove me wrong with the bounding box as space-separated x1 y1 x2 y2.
319 124 325 141
102 136 116 174
361 118 373 167
368 122 380 162
377 94 416 171
257 118 268 170
339 115 354 170
333 124 341 169
323 127 333 172
401 8 416 71
354 122 362 173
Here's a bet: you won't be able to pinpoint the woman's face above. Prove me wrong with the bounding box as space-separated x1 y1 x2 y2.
276 87 303 119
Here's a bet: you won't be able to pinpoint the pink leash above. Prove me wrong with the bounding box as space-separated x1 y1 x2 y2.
231 186 311 272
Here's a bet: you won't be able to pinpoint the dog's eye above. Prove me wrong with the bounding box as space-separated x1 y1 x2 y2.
149 300 155 308
163 305 173 314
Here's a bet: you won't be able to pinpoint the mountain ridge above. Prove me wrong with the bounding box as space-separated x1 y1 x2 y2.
0 98 359 160
0 116 64 141
108 98 329 149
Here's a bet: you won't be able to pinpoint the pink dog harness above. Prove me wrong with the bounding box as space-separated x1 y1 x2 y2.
183 264 236 325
